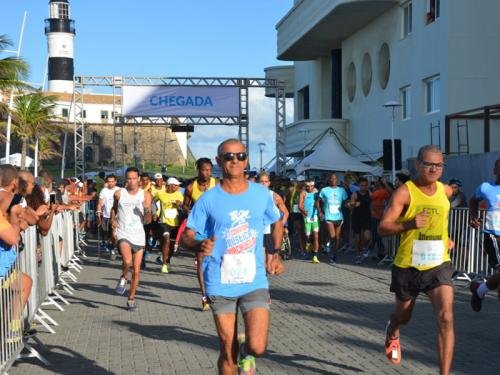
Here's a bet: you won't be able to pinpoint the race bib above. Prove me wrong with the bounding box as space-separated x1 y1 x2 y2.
329 205 339 214
485 210 500 232
164 208 178 219
411 240 444 268
220 253 256 284
292 204 299 213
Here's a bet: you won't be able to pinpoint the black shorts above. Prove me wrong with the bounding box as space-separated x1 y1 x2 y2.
100 217 111 233
326 220 343 227
157 223 178 238
483 234 500 269
352 217 371 234
390 261 455 301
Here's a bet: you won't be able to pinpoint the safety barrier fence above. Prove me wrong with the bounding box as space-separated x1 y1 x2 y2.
0 210 85 374
379 208 491 281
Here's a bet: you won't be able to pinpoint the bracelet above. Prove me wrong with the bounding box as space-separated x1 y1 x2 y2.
267 248 280 255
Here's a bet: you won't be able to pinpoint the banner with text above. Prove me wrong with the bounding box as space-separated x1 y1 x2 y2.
122 86 240 117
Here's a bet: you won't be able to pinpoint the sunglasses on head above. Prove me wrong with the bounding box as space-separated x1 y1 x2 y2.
220 152 247 162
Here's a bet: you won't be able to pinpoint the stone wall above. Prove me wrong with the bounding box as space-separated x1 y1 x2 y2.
83 123 187 168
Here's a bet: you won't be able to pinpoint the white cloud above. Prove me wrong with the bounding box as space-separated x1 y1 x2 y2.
188 88 293 170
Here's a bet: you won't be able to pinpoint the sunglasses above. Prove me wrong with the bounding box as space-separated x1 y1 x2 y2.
220 152 247 162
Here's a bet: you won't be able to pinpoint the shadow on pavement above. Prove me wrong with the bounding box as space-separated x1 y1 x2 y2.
112 321 219 351
11 344 113 375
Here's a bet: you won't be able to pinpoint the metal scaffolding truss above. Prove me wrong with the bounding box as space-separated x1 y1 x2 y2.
72 76 286 177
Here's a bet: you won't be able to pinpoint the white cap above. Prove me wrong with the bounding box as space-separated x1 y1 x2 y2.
167 177 181 185
154 173 163 180
296 175 306 182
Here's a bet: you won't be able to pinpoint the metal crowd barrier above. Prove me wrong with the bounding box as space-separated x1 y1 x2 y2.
0 210 84 374
448 208 491 281
378 208 492 281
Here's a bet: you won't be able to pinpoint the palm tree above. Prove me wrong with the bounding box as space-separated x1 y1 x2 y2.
0 34 31 146
0 34 30 91
7 92 62 169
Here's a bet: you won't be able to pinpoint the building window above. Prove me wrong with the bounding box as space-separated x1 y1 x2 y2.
62 108 69 118
402 1 413 38
400 86 411 120
298 86 310 120
424 75 440 114
82 110 87 119
426 0 440 24
100 110 109 120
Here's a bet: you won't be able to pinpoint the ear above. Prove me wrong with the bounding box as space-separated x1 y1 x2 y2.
215 156 222 168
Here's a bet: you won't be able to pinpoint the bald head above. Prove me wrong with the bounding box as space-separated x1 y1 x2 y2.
217 138 244 156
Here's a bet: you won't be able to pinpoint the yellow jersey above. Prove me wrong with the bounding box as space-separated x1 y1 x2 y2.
154 190 184 227
191 177 216 203
394 181 450 271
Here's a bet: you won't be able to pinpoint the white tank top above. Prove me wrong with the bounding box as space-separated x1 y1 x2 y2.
115 188 146 246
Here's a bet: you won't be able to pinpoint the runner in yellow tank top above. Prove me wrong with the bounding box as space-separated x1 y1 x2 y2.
379 145 454 375
183 158 218 311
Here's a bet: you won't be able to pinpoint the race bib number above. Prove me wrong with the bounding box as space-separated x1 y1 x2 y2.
411 240 444 268
221 253 256 284
164 208 178 219
292 204 299 213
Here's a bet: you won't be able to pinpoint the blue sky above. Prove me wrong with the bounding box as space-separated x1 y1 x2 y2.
3 0 293 167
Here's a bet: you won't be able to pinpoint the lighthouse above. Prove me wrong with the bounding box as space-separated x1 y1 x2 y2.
44 0 75 93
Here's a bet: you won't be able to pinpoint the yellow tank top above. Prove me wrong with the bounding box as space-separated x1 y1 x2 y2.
395 181 450 270
192 177 216 202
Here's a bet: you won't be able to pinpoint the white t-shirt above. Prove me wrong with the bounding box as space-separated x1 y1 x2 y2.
99 186 119 219
115 188 146 246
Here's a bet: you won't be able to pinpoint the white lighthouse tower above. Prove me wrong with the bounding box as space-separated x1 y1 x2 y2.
45 0 75 93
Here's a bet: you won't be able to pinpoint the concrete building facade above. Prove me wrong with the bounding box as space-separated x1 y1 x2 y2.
271 0 500 163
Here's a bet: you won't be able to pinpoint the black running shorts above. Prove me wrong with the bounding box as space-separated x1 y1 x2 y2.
390 261 455 301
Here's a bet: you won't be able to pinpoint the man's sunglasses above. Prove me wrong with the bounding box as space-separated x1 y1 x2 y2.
220 152 247 162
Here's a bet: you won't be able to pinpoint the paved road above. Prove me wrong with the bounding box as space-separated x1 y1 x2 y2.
9 240 499 374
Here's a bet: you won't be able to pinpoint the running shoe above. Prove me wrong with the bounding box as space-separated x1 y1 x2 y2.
202 296 210 311
469 280 483 312
110 249 117 261
115 277 127 295
305 243 312 253
322 242 331 254
238 355 256 375
384 321 401 365
299 251 308 259
155 256 163 265
127 299 137 312
161 264 169 273
354 256 362 264
329 255 337 264
312 255 320 264
362 249 370 259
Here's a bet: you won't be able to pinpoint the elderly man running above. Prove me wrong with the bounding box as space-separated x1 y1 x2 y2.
182 138 284 375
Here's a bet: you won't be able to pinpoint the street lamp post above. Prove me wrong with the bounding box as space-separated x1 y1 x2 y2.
383 101 402 183
298 128 309 160
258 142 266 171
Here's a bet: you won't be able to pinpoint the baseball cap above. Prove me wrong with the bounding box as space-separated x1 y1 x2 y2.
296 175 306 182
154 173 163 180
167 177 181 185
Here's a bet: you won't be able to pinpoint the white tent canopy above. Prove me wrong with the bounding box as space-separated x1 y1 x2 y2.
0 153 34 167
294 135 382 175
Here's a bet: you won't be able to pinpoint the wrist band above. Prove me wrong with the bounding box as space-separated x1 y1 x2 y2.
267 248 280 255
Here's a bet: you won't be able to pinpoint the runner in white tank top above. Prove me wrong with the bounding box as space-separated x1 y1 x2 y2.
111 167 153 312
115 187 146 246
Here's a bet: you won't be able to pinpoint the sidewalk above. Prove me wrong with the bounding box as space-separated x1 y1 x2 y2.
9 242 499 374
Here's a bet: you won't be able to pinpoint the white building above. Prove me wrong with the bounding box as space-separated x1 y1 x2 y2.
269 0 500 165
